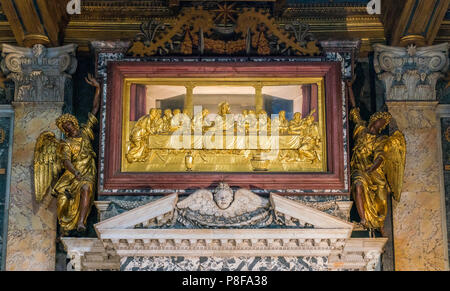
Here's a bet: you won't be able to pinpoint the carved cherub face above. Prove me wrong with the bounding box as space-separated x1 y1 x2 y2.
213 184 234 210
293 112 302 122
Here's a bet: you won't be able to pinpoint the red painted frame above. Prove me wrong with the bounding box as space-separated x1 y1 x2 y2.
100 61 347 195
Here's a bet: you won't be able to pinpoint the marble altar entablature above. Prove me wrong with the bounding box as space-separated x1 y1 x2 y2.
62 185 387 271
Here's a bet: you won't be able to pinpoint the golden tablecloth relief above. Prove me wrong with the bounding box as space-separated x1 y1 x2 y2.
124 102 325 172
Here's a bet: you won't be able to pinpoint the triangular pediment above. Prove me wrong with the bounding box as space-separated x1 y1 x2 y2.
95 192 352 232
270 194 353 229
94 194 178 233
91 191 358 259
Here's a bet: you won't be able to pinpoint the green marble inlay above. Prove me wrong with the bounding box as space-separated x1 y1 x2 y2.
0 114 12 270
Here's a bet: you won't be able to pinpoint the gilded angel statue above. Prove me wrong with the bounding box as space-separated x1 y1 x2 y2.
34 74 100 234
346 80 406 235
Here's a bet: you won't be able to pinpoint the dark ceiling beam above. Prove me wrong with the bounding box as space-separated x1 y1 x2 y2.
382 0 450 46
0 0 69 47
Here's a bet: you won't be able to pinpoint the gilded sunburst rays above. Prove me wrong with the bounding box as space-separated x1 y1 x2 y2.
212 2 238 26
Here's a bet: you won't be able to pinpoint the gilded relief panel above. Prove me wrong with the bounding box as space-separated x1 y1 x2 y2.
122 78 327 173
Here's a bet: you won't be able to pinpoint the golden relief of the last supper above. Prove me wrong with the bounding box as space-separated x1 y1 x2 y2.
123 78 327 172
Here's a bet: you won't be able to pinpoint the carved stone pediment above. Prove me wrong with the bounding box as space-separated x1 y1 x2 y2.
63 186 387 271
95 191 353 229
91 189 355 258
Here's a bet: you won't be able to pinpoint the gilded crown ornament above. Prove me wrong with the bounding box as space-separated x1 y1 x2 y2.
128 6 320 57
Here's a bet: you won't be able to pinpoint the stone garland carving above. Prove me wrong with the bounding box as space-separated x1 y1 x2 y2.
0 44 78 103
373 43 449 101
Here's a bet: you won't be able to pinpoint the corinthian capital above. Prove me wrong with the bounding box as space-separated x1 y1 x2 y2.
0 44 78 103
373 43 449 101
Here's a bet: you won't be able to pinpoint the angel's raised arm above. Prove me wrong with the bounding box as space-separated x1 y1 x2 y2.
85 73 101 116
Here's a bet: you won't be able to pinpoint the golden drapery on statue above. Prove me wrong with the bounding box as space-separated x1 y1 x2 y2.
34 74 101 234
53 113 97 232
34 114 98 233
349 107 406 231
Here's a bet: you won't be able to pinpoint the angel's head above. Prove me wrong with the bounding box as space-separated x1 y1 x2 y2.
368 111 392 135
213 183 234 210
56 114 80 137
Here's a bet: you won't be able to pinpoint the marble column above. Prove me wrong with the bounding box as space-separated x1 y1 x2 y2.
374 43 449 270
0 43 78 270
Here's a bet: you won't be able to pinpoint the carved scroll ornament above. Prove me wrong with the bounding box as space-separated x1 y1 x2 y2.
374 43 449 101
128 7 320 57
0 44 78 102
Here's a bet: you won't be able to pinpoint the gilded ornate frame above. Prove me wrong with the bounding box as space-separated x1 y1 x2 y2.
121 77 327 173
100 61 346 194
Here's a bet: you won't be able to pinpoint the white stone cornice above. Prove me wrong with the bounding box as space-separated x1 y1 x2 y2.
0 44 78 102
61 238 120 271
90 40 131 54
373 43 449 101
328 238 388 271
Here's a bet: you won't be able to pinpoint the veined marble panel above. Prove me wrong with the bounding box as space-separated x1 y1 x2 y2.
5 102 63 271
437 105 450 270
0 106 13 270
388 101 447 271
120 256 328 271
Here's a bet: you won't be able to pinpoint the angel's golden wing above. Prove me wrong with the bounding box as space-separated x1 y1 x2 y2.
383 130 406 202
34 131 63 202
